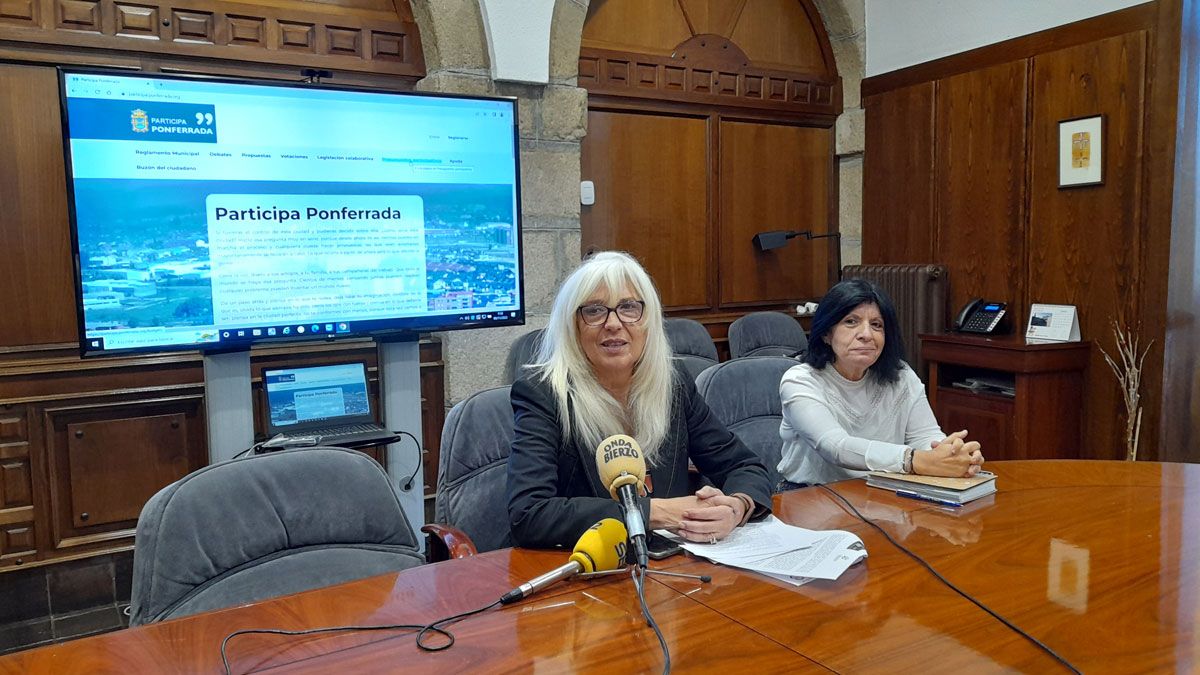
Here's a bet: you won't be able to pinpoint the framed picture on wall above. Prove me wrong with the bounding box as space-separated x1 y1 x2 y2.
1058 115 1105 188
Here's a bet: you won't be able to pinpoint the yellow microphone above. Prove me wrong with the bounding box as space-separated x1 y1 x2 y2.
500 518 628 605
594 434 649 568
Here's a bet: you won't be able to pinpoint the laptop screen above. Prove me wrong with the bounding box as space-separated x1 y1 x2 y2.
263 362 374 431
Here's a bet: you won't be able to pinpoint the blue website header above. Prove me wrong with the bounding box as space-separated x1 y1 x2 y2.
67 99 218 144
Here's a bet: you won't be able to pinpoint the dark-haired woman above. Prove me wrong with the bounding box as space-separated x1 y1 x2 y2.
777 279 984 488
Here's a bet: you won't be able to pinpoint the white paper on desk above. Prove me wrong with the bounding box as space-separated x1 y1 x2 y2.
757 571 816 587
683 516 825 562
737 531 866 580
678 517 865 580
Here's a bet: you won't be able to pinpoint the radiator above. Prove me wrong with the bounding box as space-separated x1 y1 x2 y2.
840 264 948 380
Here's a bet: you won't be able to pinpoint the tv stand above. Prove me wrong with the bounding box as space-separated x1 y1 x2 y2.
378 336 424 546
203 350 254 463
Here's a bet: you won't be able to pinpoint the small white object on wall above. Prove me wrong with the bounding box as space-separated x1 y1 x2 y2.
1026 303 1081 344
479 0 553 84
580 180 595 206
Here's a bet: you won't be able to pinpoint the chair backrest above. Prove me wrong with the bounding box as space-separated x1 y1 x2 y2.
503 329 545 384
728 312 808 358
435 385 515 553
695 356 799 489
664 317 718 382
129 446 422 626
841 264 948 379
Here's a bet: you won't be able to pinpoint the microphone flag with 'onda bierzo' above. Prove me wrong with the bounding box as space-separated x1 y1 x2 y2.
499 518 628 605
594 434 650 568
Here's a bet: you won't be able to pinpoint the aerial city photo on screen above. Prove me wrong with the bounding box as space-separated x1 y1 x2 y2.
72 178 520 334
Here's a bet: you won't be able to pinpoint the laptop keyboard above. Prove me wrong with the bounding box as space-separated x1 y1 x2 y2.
303 424 385 439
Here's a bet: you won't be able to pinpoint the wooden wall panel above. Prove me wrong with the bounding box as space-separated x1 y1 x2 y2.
0 64 79 348
935 60 1028 326
582 0 693 55
862 82 936 264
861 4 1174 462
1028 32 1148 461
581 110 711 310
728 0 829 73
718 120 833 306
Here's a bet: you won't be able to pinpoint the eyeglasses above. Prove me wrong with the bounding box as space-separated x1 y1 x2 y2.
577 300 645 326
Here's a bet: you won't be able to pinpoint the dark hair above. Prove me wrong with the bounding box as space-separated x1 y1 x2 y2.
802 278 906 383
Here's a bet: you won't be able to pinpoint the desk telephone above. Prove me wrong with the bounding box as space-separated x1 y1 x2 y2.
955 298 1007 334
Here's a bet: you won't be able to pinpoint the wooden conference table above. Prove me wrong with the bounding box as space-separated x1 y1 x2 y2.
1 460 1195 673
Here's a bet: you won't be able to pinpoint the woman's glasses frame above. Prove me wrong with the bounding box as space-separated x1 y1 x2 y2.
577 300 646 326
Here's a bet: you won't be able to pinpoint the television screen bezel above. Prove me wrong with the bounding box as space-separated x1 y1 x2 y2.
58 67 525 357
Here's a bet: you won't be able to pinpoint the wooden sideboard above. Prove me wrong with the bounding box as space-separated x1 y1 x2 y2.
920 333 1090 460
0 338 443 572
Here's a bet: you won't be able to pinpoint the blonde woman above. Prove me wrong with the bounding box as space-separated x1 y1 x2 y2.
506 251 771 549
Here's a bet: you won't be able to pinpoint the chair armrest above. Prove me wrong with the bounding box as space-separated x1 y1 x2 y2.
421 523 478 561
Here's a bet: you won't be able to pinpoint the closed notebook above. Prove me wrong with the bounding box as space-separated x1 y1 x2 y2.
866 470 997 505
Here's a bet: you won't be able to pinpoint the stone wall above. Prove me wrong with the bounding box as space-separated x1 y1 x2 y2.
816 0 866 267
411 0 588 405
412 0 863 407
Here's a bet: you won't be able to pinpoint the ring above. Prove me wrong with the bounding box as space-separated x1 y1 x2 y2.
708 535 717 544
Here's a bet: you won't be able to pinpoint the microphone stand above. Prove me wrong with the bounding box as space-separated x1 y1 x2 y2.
578 567 711 583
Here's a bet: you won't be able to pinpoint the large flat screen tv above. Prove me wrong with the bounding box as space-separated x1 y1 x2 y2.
59 69 523 356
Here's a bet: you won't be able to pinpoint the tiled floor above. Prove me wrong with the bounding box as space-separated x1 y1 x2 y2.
0 551 132 655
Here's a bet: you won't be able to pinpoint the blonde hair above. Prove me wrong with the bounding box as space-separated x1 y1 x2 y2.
531 251 675 464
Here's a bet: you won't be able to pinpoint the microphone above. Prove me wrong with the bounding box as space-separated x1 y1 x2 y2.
500 518 628 605
595 434 649 568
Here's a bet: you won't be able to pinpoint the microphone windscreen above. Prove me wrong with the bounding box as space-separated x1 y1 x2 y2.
569 518 629 573
594 434 647 499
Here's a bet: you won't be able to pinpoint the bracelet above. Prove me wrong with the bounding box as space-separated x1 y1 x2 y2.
903 447 915 474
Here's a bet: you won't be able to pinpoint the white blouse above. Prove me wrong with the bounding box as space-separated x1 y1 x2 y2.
777 362 945 485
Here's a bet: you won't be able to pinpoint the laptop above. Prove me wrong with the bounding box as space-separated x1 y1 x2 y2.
262 362 397 448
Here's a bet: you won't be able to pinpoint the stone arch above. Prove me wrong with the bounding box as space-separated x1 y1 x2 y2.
409 1 491 76
813 0 865 108
812 0 866 265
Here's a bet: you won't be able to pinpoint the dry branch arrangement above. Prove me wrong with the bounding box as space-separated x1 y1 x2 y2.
1098 320 1152 461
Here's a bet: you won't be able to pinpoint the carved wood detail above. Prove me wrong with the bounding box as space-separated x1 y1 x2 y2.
580 47 838 116
0 453 33 510
0 523 36 560
44 394 207 551
0 0 424 77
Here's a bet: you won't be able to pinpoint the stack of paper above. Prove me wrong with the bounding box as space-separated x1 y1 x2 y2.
667 517 867 586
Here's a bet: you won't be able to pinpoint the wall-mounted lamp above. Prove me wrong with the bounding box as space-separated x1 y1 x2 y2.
753 230 841 252
752 229 843 280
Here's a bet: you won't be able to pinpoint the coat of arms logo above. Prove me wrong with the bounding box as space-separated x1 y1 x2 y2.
130 109 149 133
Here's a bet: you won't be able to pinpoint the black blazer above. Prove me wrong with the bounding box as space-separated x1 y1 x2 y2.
506 368 773 549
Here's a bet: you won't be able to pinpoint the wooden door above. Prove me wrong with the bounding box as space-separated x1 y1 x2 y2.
719 119 834 307
581 109 711 310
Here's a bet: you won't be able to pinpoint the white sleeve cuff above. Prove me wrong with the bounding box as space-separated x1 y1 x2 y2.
864 441 907 473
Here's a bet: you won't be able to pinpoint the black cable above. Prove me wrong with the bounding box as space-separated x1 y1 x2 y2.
631 565 671 675
817 484 1081 675
415 598 502 651
389 430 423 492
218 598 501 674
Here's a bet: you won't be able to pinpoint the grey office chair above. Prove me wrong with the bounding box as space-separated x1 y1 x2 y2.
728 312 808 358
503 329 545 384
695 356 800 490
664 317 719 382
428 385 515 555
129 446 423 625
